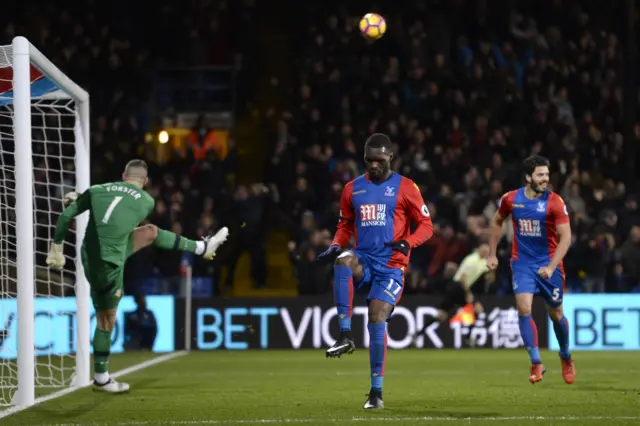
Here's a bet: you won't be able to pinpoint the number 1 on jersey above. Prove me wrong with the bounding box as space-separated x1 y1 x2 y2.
102 196 123 224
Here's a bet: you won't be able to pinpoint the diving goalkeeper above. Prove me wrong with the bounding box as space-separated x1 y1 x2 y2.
46 159 229 393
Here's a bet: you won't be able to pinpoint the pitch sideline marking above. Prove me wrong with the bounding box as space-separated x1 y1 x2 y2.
44 416 640 425
0 350 188 420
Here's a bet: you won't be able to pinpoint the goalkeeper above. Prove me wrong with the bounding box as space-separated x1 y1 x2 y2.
47 159 229 393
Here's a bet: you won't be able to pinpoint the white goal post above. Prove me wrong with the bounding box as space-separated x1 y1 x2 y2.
0 36 91 408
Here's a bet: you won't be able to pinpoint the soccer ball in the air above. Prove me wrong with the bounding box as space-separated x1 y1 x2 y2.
359 13 386 40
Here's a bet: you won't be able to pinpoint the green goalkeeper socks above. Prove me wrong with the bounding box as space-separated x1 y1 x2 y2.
93 328 112 375
155 229 201 254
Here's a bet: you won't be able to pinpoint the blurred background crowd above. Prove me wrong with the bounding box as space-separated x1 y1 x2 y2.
266 0 640 296
3 0 640 299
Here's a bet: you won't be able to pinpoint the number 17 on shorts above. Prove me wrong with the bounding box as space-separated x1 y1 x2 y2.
370 278 403 305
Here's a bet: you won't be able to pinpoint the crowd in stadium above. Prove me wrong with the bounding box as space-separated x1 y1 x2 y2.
4 0 640 296
3 0 255 296
267 1 640 295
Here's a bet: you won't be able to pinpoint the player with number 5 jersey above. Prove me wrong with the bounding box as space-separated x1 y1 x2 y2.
487 155 575 386
46 159 229 394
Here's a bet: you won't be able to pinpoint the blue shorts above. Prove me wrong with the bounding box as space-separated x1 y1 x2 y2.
511 262 564 307
349 250 405 306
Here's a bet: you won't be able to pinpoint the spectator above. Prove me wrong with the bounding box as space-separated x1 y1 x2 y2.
290 230 332 295
620 226 640 285
224 184 271 289
1 0 254 295
5 0 640 296
124 295 158 351
266 1 640 294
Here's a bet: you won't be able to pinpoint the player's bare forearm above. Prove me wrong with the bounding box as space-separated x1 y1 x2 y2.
488 213 504 256
465 290 474 304
548 224 571 270
459 277 473 304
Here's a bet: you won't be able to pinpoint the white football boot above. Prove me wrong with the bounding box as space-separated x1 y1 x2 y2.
202 227 229 260
363 390 384 409
92 378 130 394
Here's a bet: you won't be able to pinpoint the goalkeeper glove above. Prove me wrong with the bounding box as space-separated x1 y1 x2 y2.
63 191 78 207
316 244 341 261
384 240 410 256
46 243 66 270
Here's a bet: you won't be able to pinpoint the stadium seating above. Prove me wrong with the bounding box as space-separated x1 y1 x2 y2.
4 0 639 295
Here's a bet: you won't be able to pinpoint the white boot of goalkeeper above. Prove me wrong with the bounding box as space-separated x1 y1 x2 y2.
93 378 130 394
202 227 229 260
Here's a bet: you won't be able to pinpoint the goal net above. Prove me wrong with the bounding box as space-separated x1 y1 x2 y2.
0 37 90 409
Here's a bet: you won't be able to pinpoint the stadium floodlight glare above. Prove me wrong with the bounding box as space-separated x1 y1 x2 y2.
158 130 169 144
0 36 91 409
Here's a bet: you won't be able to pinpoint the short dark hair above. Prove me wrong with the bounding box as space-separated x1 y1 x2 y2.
522 155 550 176
365 133 393 152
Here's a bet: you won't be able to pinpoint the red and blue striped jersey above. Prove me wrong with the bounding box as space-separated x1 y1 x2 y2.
331 172 434 269
497 187 570 267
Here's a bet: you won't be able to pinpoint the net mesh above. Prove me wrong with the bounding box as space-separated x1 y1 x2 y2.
0 44 78 405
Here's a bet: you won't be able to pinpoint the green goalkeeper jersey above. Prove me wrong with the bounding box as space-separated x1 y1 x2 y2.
53 181 155 268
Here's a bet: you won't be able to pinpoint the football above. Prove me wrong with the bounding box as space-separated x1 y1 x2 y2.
359 13 386 40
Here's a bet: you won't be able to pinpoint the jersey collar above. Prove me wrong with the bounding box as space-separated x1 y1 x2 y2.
365 171 395 184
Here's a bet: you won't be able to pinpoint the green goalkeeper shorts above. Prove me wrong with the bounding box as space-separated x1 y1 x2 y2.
81 235 134 312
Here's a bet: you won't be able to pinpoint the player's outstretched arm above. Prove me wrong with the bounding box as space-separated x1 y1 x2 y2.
47 190 91 270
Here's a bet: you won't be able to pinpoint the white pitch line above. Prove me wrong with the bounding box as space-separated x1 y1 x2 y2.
46 415 640 426
150 368 639 378
0 350 188 421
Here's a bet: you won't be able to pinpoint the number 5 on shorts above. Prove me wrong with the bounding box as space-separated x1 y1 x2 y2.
552 287 561 301
102 196 123 224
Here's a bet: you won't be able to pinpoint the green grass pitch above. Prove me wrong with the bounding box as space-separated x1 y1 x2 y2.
2 349 640 425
